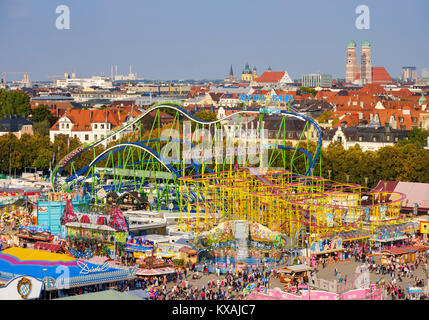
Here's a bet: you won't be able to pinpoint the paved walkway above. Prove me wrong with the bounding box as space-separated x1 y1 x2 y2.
161 258 428 300
313 259 427 299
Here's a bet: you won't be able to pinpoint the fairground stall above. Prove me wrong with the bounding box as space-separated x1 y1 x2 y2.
0 247 138 299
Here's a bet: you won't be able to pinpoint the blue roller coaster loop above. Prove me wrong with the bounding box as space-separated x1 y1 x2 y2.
54 102 322 192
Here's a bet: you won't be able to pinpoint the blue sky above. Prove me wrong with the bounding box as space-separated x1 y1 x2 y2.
0 0 428 81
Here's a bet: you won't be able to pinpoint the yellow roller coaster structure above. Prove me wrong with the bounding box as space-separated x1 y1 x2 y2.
177 168 411 247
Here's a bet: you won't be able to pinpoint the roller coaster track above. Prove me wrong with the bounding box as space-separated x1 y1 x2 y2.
52 102 323 192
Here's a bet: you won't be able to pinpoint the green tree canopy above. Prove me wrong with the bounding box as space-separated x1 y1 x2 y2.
30 104 53 123
0 89 30 118
193 110 218 122
299 87 317 97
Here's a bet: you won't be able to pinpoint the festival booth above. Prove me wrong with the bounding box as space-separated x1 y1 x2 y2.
370 222 419 247
380 247 411 264
125 237 155 259
135 256 176 278
406 286 424 300
393 245 429 263
178 246 198 265
61 202 129 259
16 225 54 246
115 191 148 211
309 236 344 264
278 264 313 287
0 247 138 299
37 192 88 236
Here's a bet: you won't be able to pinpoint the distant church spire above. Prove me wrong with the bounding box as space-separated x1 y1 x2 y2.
229 64 234 82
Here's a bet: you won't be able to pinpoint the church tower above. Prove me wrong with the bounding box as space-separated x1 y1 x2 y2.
241 63 253 81
360 40 372 84
229 64 234 82
252 66 257 79
346 41 358 83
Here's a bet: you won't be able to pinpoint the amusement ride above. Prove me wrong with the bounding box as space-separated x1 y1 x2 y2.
48 102 415 249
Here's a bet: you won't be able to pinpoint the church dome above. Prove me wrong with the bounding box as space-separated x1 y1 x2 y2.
347 41 356 47
362 40 371 47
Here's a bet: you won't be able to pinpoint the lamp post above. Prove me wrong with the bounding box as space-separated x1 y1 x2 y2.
42 268 47 300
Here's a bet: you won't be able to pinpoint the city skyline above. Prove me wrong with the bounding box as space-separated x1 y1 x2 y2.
0 0 428 81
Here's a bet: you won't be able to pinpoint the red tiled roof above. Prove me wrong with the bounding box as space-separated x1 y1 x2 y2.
51 108 141 132
254 71 285 83
358 83 386 95
402 246 429 252
383 247 409 255
354 67 393 84
372 67 393 84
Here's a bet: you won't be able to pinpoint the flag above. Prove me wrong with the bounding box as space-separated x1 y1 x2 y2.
118 110 121 121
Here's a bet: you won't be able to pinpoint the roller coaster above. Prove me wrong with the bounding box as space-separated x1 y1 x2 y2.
51 102 322 204
51 102 412 245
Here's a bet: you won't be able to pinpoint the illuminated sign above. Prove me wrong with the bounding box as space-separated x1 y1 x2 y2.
77 260 110 275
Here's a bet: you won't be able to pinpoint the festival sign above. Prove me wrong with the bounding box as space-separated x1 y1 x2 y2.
0 248 138 291
125 238 154 253
0 276 43 300
155 243 175 258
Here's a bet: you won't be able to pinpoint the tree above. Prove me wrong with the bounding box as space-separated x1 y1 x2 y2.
405 128 429 148
32 148 53 171
193 110 217 122
33 119 51 136
316 111 333 123
0 134 23 174
0 89 30 118
299 87 317 97
30 104 53 123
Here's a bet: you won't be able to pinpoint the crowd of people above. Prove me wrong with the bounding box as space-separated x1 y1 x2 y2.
126 267 277 300
367 254 428 300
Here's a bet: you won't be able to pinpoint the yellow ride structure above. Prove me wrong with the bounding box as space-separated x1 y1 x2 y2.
177 168 410 247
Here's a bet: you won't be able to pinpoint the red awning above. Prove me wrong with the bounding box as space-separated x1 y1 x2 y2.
136 267 176 276
382 247 409 255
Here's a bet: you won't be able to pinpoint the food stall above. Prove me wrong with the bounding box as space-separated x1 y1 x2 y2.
380 247 410 264
278 264 313 286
